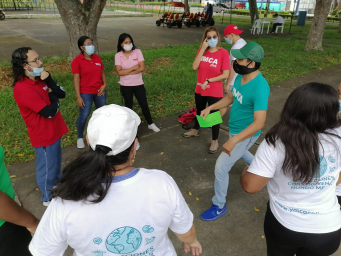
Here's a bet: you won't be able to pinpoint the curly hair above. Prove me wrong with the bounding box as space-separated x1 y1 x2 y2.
11 47 32 87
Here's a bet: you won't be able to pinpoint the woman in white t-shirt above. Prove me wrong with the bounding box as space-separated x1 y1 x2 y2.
29 104 202 256
240 82 341 256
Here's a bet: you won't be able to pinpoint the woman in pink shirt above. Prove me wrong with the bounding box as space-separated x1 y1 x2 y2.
183 27 230 154
115 33 160 132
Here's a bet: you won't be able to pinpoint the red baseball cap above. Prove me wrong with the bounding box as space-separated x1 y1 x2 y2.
224 24 243 36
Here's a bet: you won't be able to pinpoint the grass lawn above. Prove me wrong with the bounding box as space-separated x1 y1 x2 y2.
1 19 341 165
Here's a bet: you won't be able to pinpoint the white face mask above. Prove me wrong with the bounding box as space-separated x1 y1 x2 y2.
123 44 133 51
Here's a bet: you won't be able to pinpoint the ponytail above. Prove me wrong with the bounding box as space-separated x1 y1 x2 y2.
52 143 134 203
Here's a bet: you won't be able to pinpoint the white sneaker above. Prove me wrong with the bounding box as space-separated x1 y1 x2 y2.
77 138 85 149
148 123 160 132
43 201 51 207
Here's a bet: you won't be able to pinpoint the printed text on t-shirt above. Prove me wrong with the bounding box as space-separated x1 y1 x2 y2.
201 56 218 68
232 87 243 104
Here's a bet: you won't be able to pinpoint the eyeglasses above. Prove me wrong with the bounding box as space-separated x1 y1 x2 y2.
27 57 42 64
84 43 93 46
207 36 218 40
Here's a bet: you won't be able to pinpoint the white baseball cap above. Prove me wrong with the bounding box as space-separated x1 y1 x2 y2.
87 104 141 155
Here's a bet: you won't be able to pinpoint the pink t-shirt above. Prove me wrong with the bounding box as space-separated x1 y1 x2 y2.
195 48 230 98
115 49 144 86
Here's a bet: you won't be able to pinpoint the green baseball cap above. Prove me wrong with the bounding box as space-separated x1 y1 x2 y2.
231 41 264 62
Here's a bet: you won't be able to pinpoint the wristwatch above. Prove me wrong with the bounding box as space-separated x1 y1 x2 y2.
206 78 210 83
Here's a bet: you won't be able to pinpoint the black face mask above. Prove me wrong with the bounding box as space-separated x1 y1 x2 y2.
233 60 260 75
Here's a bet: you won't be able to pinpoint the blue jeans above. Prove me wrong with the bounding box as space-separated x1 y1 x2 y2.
77 92 106 138
33 138 62 202
212 133 259 208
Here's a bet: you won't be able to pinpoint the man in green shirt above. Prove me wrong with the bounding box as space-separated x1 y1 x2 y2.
200 41 270 221
0 145 39 255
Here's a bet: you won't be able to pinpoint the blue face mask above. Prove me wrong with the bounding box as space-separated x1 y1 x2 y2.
225 37 233 45
27 65 44 77
207 38 218 48
85 45 95 55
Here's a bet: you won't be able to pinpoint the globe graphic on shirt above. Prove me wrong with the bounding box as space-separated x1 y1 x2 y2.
315 155 328 178
105 226 142 254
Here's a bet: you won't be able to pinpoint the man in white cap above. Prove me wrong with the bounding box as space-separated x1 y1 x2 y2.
29 105 202 256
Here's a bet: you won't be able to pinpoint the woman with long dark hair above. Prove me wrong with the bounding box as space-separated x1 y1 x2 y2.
183 26 230 154
29 105 202 256
115 33 160 133
241 82 341 256
71 36 107 149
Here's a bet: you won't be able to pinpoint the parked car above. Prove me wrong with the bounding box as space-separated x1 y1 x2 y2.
212 3 229 13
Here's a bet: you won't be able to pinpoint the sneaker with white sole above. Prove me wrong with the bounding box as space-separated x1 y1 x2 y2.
43 200 51 207
77 138 85 149
148 123 160 132
200 204 227 221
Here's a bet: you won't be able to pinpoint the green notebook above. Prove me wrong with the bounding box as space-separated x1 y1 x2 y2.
196 111 223 128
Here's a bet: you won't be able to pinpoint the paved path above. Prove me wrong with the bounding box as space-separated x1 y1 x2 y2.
0 16 255 62
7 64 341 256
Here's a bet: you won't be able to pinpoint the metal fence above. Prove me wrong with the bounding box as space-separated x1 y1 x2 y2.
0 1 58 12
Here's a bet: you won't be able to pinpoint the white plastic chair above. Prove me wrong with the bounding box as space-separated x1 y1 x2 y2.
250 19 262 35
275 19 286 33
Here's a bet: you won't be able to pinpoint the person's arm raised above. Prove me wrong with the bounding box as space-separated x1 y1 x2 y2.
192 41 209 70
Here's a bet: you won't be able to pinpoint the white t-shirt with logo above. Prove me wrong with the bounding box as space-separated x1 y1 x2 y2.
229 38 247 86
248 128 341 234
336 184 341 196
29 168 193 256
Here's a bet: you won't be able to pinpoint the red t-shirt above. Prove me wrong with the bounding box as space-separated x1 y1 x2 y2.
13 77 69 148
195 48 230 98
71 53 104 94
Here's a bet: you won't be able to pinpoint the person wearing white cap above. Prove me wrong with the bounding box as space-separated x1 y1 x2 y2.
29 104 202 256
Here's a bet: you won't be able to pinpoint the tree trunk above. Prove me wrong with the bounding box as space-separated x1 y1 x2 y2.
305 0 332 51
184 0 190 13
54 0 107 59
248 0 259 25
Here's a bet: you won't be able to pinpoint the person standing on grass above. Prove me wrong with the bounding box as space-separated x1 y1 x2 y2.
183 26 230 154
0 144 39 256
71 36 107 149
271 13 284 33
241 83 341 256
220 24 247 117
200 41 269 221
29 104 202 256
12 47 68 207
115 33 160 133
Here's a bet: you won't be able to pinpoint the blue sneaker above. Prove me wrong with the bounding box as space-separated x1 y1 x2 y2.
200 204 227 221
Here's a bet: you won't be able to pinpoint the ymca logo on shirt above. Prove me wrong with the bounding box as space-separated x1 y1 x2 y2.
201 56 218 68
232 87 243 104
95 63 101 66
43 85 48 91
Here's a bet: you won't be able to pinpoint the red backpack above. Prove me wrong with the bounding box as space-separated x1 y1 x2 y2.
178 107 197 130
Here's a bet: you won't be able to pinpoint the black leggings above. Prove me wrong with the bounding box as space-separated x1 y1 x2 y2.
264 203 341 256
120 85 153 125
194 93 221 140
0 221 32 255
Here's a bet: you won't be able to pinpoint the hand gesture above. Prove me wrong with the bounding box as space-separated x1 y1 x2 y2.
183 239 202 256
202 39 209 50
77 97 85 109
201 80 208 90
223 85 229 95
222 137 238 156
40 70 49 80
200 107 211 120
97 85 106 96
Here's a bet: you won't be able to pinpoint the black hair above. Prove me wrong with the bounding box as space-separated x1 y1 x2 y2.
274 13 278 17
77 35 91 52
117 33 136 53
11 47 32 87
266 82 340 184
51 142 135 203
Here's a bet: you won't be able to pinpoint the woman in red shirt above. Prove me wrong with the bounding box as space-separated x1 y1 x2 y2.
183 27 230 154
71 36 107 149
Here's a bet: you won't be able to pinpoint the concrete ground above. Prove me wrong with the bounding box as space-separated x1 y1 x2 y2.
6 63 341 256
0 16 255 62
